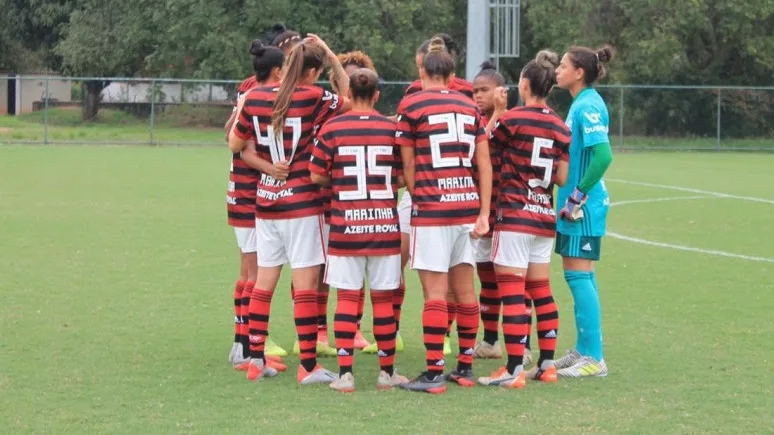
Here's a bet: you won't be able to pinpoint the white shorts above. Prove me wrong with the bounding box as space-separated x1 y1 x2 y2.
473 237 493 263
234 227 257 254
255 215 326 268
325 254 401 291
410 224 475 272
322 223 330 254
491 231 553 268
398 191 412 234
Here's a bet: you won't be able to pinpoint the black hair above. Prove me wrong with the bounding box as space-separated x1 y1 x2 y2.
475 61 505 86
266 23 301 52
249 40 284 83
349 68 380 101
520 50 560 98
422 36 455 79
417 33 457 58
566 45 615 85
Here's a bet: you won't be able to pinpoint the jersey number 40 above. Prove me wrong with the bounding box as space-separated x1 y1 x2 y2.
252 116 302 163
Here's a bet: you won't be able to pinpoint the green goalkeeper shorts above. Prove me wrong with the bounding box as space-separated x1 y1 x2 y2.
555 233 602 261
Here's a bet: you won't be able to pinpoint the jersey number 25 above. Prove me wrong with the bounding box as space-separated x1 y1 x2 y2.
428 113 476 168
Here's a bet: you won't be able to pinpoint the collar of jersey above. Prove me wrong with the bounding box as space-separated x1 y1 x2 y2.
573 87 594 102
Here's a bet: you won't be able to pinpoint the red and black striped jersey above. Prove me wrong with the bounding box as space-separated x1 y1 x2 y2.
234 84 341 219
310 111 401 257
405 77 474 100
395 89 486 226
227 75 260 227
472 115 501 238
321 185 332 223
490 105 570 237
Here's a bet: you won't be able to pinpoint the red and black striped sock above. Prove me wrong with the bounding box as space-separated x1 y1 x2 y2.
525 292 534 350
497 274 528 373
423 300 448 375
240 281 254 358
446 301 457 337
233 280 246 343
526 279 559 365
333 290 359 376
392 284 406 332
356 288 366 329
294 290 319 372
248 288 273 362
456 303 480 371
317 285 329 336
372 292 396 375
477 262 500 345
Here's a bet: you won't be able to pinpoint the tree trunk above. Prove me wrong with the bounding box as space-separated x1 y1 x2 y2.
82 81 109 121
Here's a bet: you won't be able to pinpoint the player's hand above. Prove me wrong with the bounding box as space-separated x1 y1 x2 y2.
559 187 587 221
271 160 290 181
493 86 508 113
471 213 490 239
305 33 333 56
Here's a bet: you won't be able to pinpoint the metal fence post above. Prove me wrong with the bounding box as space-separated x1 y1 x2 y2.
619 86 624 148
150 80 156 145
44 77 50 145
716 88 721 151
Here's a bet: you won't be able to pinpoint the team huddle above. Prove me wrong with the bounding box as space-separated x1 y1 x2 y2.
224 24 614 393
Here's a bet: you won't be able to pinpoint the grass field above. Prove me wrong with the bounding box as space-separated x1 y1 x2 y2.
1 146 774 434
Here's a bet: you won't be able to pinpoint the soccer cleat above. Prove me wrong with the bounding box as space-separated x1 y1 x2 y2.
353 331 371 350
267 358 287 372
329 372 355 393
399 372 447 394
396 332 405 352
478 366 526 389
376 370 409 390
361 342 378 354
316 341 338 357
524 347 533 367
525 360 557 383
297 364 337 385
446 368 476 387
473 340 502 359
264 338 288 357
228 342 240 365
443 336 452 355
555 348 581 369
232 352 251 370
557 356 608 378
246 359 278 382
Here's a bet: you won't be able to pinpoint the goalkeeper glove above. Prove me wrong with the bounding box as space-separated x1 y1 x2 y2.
559 188 587 221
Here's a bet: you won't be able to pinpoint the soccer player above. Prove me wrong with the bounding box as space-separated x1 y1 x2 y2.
404 34 474 99
478 50 570 388
396 37 492 394
228 34 350 384
553 45 615 378
224 40 288 369
310 68 409 392
267 23 302 54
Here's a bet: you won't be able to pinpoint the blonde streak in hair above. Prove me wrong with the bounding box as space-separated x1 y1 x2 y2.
272 45 304 138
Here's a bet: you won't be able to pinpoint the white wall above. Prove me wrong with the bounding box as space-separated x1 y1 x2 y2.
101 82 230 103
0 76 72 114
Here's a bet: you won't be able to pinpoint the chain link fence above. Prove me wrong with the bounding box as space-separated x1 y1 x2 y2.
1 75 772 150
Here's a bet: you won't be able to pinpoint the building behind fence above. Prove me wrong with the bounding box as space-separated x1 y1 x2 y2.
1 75 773 151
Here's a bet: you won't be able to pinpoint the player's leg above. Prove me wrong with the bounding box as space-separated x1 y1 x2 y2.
353 286 371 350
446 225 479 387
234 250 257 367
473 237 502 359
367 255 409 389
286 214 337 385
478 230 528 388
521 236 559 382
325 255 364 393
229 228 251 365
399 226 450 394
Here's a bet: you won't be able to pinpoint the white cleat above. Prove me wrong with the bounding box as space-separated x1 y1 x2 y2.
228 342 240 365
557 356 608 378
554 348 581 369
298 365 338 385
524 347 533 366
329 372 356 393
473 340 502 359
376 370 410 390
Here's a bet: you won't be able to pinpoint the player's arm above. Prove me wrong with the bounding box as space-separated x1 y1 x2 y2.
228 98 253 153
485 87 508 136
240 141 276 175
309 136 334 187
473 139 493 220
577 143 613 192
394 107 416 195
554 137 571 187
307 33 349 101
225 93 248 143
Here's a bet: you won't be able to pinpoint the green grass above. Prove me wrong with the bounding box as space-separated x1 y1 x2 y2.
1 147 773 434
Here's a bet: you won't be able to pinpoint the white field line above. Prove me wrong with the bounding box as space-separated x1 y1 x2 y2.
606 179 774 205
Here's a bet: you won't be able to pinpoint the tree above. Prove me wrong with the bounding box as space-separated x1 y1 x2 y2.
56 0 157 120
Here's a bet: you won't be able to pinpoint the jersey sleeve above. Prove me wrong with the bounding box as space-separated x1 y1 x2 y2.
233 100 254 141
474 113 487 144
312 89 343 129
578 102 610 147
394 100 416 148
404 81 422 96
309 127 334 176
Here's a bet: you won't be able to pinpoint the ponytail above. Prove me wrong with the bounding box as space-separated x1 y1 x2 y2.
271 44 306 139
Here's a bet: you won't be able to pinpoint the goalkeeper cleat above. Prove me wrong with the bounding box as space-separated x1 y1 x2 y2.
376 370 409 390
446 368 476 387
399 372 447 394
353 331 371 350
361 342 378 354
478 366 526 389
557 356 608 378
555 348 581 369
329 372 356 393
396 332 405 352
264 339 288 357
526 360 557 383
473 340 502 359
443 336 452 355
297 364 337 385
246 359 278 381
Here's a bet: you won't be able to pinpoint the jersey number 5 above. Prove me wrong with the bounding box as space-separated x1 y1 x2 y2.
528 137 554 189
253 117 302 163
339 146 394 201
428 113 476 168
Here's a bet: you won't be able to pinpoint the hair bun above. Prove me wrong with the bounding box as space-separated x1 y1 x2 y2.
597 46 614 63
535 50 559 69
428 36 447 54
479 60 497 71
250 39 266 56
435 33 456 54
272 23 287 33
